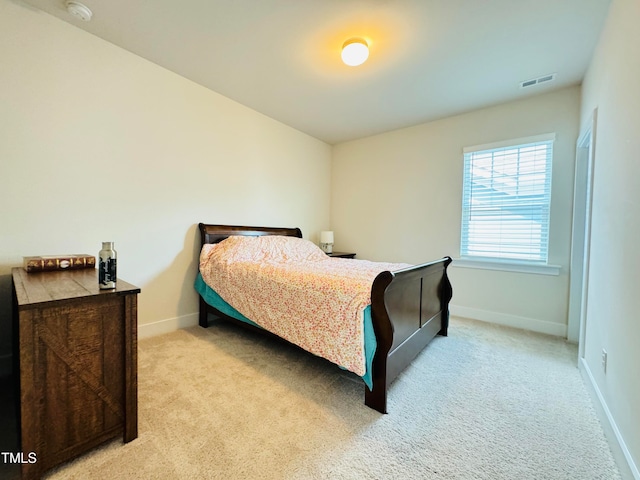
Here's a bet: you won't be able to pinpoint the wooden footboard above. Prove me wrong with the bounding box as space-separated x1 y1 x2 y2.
365 257 453 413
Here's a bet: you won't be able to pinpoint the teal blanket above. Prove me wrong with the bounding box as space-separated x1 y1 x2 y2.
194 273 376 389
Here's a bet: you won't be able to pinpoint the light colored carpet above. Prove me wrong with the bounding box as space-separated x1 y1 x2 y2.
45 317 621 479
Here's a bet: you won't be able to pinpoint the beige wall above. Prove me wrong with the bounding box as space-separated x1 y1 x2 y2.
0 0 331 367
332 86 581 336
580 0 640 476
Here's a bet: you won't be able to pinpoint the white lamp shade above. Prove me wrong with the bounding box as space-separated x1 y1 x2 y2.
320 231 334 244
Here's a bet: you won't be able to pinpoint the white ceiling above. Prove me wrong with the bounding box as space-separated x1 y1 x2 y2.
22 0 611 144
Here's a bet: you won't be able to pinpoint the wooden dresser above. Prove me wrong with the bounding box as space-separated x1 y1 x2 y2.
11 267 140 480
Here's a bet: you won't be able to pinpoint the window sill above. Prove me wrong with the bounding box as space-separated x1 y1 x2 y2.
452 258 561 276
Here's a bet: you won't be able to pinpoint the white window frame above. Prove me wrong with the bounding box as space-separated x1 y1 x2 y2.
457 133 560 276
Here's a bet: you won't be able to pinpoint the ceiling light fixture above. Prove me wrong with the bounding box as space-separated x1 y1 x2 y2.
66 1 93 22
341 38 369 67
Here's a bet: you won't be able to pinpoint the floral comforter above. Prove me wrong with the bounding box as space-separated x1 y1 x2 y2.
199 235 410 376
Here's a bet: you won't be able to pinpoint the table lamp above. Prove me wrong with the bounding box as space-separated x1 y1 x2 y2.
320 231 334 254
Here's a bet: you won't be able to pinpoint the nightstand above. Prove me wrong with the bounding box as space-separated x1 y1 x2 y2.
12 268 140 479
327 252 356 259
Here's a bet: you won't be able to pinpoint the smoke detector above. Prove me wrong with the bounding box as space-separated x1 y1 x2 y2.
66 1 93 22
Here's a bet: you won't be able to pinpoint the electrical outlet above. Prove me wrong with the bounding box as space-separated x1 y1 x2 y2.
601 349 608 374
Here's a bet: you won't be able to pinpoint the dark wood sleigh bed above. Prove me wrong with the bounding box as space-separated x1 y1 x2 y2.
197 223 453 414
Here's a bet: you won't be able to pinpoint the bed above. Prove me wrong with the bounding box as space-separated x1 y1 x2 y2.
195 223 453 413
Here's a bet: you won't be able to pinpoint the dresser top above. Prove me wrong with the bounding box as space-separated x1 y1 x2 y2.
12 267 140 308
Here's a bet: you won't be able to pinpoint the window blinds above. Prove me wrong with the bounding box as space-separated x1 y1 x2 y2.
460 134 554 263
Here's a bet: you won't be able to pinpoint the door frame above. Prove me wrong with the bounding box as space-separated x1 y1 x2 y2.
567 108 597 359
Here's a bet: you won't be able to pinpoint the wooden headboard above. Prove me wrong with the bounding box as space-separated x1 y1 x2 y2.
198 223 303 247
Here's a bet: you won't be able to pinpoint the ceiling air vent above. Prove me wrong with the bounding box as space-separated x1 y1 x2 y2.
520 73 556 89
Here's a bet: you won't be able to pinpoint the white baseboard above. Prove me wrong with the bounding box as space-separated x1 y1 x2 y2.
579 358 639 480
138 313 199 340
450 305 567 337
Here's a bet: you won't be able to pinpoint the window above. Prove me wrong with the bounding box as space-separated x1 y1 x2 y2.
460 134 555 265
